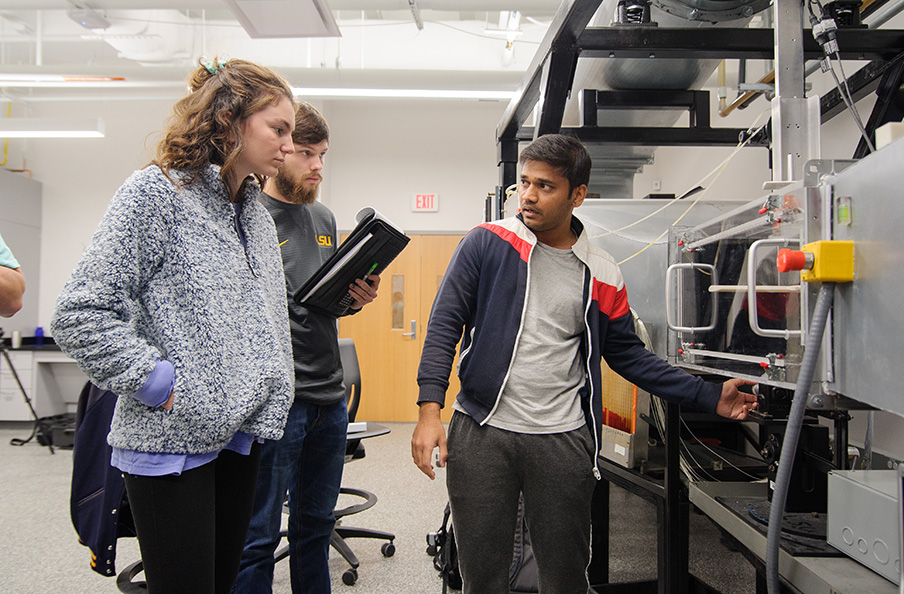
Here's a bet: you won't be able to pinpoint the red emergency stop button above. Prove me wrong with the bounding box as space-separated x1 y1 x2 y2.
777 248 809 273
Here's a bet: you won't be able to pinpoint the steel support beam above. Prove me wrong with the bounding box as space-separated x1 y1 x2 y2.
517 126 754 146
662 401 689 594
576 27 904 61
820 57 901 121
499 24 904 150
496 0 603 142
497 136 520 199
855 52 904 158
534 47 581 138
772 1 815 183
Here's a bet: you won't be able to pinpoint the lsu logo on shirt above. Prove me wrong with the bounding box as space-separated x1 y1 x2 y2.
280 236 332 248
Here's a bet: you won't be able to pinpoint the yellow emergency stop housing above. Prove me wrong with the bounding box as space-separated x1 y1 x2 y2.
800 240 854 283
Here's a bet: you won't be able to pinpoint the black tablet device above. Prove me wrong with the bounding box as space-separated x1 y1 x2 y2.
293 208 410 317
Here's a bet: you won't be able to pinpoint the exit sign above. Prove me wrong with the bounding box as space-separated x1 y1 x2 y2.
412 193 439 212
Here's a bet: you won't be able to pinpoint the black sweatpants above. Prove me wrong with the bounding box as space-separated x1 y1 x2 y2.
123 442 262 594
446 412 597 594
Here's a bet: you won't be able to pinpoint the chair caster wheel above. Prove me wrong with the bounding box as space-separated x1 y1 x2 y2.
426 544 436 556
342 568 358 585
381 542 396 557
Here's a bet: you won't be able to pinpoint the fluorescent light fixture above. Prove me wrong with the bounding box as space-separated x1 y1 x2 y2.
223 0 341 38
0 117 105 138
0 74 182 91
292 87 516 100
0 80 178 89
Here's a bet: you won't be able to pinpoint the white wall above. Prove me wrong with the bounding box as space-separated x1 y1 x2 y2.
0 169 42 337
25 100 171 335
320 99 505 233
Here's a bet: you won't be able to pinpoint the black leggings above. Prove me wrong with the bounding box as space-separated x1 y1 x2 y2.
123 442 262 594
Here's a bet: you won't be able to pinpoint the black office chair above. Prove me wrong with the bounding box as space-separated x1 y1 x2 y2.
275 338 396 586
332 338 396 584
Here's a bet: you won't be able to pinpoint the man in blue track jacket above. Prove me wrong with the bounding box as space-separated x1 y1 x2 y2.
411 134 757 594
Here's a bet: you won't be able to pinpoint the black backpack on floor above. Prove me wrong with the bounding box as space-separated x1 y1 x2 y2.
427 498 538 593
509 498 538 593
427 502 462 593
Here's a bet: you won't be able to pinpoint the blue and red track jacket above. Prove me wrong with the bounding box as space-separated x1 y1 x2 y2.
416 214 722 477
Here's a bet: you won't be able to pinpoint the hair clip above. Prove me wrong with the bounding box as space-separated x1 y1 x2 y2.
202 59 229 74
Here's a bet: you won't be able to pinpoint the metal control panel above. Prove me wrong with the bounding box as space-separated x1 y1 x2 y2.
663 138 904 418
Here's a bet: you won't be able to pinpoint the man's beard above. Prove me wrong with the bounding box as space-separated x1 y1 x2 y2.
274 172 320 205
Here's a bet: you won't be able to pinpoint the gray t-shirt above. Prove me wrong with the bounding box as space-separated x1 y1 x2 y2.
483 241 587 434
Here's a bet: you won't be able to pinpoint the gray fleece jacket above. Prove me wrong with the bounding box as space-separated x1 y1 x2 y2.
51 164 294 454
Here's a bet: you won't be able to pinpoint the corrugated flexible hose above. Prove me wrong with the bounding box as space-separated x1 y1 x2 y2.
765 283 835 594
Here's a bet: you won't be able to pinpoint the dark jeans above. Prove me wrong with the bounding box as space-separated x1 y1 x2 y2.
123 442 262 594
446 412 596 594
234 399 348 594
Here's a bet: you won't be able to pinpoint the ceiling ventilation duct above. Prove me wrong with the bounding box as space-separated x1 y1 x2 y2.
564 0 771 197
654 0 769 22
92 10 195 66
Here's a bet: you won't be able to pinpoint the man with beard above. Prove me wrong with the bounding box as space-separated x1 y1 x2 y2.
234 102 380 594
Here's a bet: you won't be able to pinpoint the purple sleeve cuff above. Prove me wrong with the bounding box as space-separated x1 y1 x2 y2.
132 360 175 408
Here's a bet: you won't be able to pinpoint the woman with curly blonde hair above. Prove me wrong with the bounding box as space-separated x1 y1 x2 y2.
52 58 297 594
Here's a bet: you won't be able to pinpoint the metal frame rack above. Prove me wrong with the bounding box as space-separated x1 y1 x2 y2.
493 0 904 215
493 1 904 592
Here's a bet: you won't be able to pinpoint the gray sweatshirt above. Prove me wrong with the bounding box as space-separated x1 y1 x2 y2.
51 164 294 454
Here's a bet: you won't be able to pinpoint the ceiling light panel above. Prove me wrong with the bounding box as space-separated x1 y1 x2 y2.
0 117 105 138
223 0 341 38
292 87 515 100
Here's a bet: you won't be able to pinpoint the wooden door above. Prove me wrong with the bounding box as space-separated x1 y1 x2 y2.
339 234 463 422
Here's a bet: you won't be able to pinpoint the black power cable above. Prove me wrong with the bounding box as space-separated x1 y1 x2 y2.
810 0 877 153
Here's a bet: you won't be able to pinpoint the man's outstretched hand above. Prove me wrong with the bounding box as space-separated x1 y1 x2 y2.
715 378 758 420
